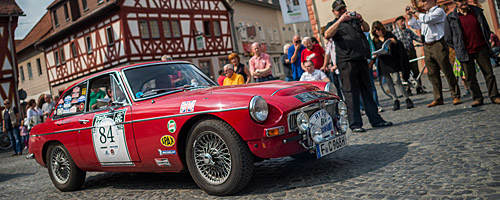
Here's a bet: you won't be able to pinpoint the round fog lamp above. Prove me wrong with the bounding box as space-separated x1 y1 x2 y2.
296 112 309 132
311 125 323 143
338 115 349 133
338 101 348 116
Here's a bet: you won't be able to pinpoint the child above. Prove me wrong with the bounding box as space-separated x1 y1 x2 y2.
20 118 29 150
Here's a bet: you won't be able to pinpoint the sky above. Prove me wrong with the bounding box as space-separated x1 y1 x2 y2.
14 0 53 40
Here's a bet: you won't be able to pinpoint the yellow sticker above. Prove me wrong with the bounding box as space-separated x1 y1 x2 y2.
82 88 87 95
160 135 175 147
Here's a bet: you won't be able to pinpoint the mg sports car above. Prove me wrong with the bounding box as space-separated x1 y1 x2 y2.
28 61 348 195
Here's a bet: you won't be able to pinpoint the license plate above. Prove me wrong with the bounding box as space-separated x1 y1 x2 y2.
315 134 347 159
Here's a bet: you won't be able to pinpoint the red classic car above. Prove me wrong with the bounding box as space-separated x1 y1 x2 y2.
28 61 348 195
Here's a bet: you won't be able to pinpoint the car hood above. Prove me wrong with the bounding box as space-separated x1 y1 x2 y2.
153 81 334 112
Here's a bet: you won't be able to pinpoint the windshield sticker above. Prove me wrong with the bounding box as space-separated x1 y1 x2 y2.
160 135 175 147
57 104 63 115
180 100 196 113
64 95 72 103
82 88 87 95
92 109 131 164
154 158 171 167
135 92 143 99
158 149 177 156
78 95 86 102
69 106 77 113
168 120 176 133
79 103 85 111
71 98 78 104
72 92 79 98
73 87 80 93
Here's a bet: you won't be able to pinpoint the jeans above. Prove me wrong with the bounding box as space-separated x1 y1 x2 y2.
328 71 344 100
491 46 500 66
6 127 22 153
285 77 293 82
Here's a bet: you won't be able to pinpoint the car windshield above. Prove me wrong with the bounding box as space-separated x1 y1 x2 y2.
123 63 215 99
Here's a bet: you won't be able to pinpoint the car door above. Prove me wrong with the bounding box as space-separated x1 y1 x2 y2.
50 81 90 167
77 73 140 167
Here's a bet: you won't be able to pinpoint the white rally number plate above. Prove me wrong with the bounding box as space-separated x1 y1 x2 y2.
315 134 347 159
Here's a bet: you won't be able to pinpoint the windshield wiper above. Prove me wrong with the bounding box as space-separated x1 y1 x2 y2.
140 88 183 98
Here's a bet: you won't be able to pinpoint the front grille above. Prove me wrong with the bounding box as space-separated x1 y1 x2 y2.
288 100 338 132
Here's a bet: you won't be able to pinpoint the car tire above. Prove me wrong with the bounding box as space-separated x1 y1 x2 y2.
46 144 86 191
290 151 316 160
186 118 254 195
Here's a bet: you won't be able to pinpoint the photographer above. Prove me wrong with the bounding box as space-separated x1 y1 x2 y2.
407 0 461 107
324 0 392 132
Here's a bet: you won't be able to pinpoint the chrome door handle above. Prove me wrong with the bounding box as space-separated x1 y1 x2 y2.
78 119 89 124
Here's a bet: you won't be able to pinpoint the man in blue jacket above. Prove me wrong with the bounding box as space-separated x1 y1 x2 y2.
444 0 500 107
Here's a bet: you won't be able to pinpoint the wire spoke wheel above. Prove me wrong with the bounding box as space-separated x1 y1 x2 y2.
50 146 71 184
0 133 12 150
193 131 232 185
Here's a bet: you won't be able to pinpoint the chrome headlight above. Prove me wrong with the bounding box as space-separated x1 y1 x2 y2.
337 115 349 134
249 96 268 123
310 125 323 143
325 82 337 95
338 100 347 116
296 112 310 132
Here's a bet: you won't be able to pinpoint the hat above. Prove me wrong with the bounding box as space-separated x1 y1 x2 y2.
332 0 346 11
395 16 406 22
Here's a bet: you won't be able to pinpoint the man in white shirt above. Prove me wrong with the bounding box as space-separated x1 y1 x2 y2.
300 60 330 82
407 0 461 107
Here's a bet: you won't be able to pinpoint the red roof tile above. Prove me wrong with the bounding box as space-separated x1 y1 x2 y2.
0 0 24 15
16 12 53 53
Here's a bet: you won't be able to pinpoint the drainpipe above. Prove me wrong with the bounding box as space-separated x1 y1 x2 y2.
8 15 22 118
229 8 239 53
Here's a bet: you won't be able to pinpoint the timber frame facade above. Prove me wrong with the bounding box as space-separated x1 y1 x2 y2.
37 0 234 93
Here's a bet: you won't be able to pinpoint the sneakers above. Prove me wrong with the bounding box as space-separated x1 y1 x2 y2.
453 98 462 105
406 98 414 109
471 99 483 107
393 100 400 111
427 100 444 107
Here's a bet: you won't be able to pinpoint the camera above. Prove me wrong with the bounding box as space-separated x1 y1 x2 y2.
406 6 411 11
348 12 357 18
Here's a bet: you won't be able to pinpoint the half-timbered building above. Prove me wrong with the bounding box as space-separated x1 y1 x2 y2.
37 0 234 94
0 0 23 109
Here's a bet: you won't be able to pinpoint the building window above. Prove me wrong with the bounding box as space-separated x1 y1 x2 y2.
71 42 77 57
213 21 221 37
268 27 274 42
258 26 265 41
60 47 66 64
36 58 42 75
139 20 150 39
162 20 172 38
106 27 114 46
198 60 214 80
63 4 70 21
54 50 60 66
171 20 181 38
274 28 280 43
20 66 25 82
53 10 59 27
82 0 88 11
150 20 160 39
203 21 212 37
218 57 229 69
27 62 33 80
86 36 93 53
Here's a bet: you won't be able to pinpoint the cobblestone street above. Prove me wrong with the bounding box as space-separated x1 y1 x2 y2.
1 68 499 200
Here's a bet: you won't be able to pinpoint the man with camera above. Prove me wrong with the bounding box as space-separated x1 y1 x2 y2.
407 0 461 107
444 0 500 107
324 0 392 132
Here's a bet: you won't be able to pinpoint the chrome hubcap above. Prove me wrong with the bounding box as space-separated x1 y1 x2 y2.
193 132 231 185
50 147 71 184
